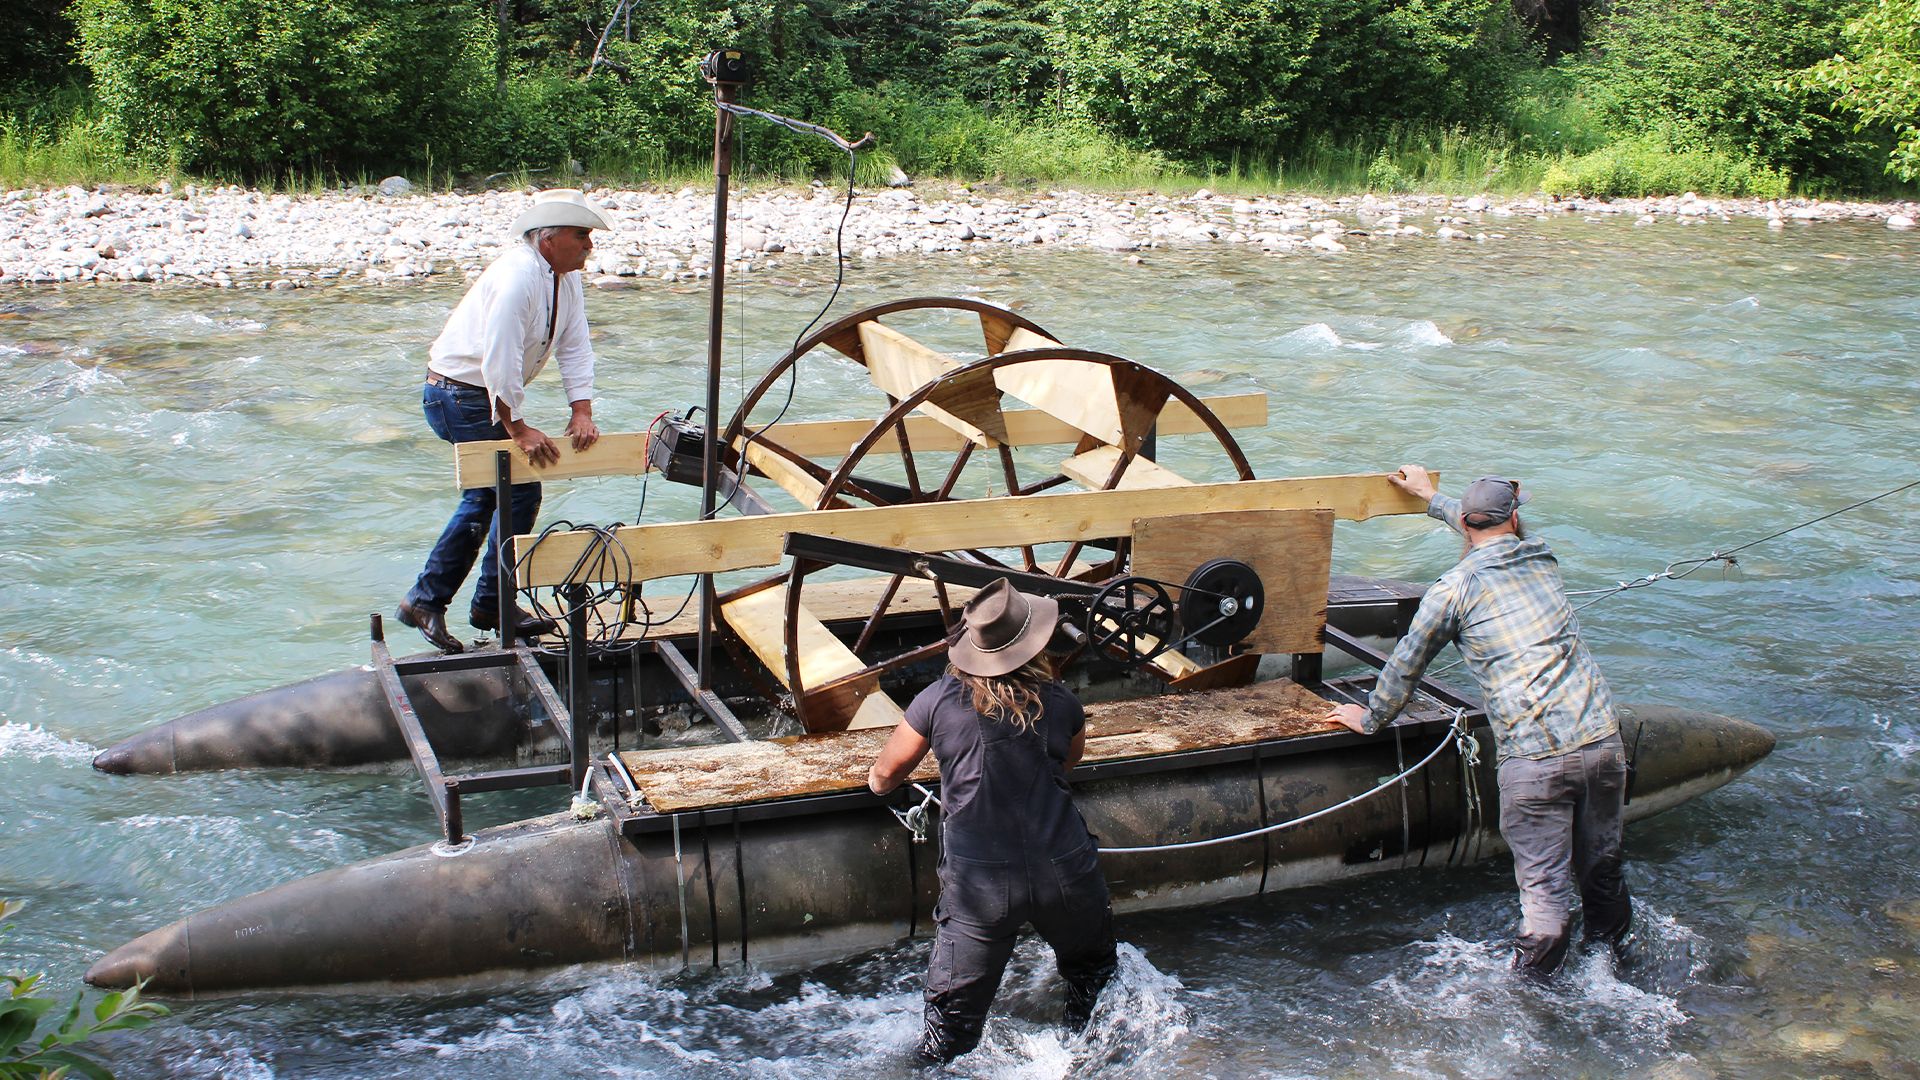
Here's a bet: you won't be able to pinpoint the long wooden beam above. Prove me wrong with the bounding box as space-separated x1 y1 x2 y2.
453 393 1268 488
515 472 1435 588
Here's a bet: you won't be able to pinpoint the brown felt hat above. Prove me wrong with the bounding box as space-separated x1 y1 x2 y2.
948 578 1060 678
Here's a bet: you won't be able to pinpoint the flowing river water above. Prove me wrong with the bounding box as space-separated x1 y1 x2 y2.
2 216 1917 1078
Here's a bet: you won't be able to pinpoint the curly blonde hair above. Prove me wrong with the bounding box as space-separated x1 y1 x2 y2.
951 654 1057 731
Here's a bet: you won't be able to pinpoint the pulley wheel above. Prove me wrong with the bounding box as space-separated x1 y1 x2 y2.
1085 576 1177 665
1180 558 1263 647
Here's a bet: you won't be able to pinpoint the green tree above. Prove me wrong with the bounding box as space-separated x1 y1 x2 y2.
946 0 1055 112
1801 0 1920 178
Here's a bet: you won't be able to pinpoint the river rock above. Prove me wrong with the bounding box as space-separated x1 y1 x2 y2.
1888 214 1914 230
378 176 413 196
886 165 912 188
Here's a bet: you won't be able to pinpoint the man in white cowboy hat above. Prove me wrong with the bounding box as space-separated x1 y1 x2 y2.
396 188 613 653
1328 465 1631 978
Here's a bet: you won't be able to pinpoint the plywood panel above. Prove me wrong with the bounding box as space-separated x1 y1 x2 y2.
618 677 1337 812
517 472 1431 589
1060 445 1193 491
454 432 652 489
1131 509 1334 656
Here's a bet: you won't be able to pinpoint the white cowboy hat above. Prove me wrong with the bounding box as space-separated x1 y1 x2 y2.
509 188 612 236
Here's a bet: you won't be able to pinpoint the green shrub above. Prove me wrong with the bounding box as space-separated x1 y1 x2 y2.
1367 149 1412 191
1048 0 1535 163
1540 135 1793 197
71 0 495 176
1799 0 1920 180
3 899 169 1080
1576 0 1879 185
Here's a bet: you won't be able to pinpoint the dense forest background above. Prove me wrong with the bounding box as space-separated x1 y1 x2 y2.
2 0 1917 197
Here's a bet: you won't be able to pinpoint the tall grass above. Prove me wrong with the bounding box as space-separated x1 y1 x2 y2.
0 85 156 188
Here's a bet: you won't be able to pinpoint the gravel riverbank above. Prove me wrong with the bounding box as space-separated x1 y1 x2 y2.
3 180 1916 290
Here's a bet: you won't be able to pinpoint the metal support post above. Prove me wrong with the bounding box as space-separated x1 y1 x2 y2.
494 449 516 645
565 583 591 783
696 78 740 693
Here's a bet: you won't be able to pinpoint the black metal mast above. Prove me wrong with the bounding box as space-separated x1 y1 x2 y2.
696 50 747 691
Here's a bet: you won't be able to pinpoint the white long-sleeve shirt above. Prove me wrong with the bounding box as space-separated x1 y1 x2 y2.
427 244 595 422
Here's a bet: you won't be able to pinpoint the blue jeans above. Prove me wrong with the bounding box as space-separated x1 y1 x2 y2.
404 382 541 616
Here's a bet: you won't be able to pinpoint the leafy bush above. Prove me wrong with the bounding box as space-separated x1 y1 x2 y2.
1575 0 1879 184
1367 149 1413 191
3 899 169 1080
1047 0 1535 163
1800 0 1920 179
1540 134 1793 197
72 0 494 176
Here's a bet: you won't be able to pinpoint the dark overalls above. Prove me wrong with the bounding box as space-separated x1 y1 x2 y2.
905 675 1118 1062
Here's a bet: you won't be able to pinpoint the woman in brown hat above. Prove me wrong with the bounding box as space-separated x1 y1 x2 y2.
867 577 1117 1064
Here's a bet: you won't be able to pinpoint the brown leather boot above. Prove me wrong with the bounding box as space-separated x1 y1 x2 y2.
396 600 465 653
469 602 559 639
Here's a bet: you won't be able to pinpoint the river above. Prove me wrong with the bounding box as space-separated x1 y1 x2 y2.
2 217 1917 1078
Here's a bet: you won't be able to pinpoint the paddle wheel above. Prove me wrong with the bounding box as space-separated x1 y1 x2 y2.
698 296 1281 732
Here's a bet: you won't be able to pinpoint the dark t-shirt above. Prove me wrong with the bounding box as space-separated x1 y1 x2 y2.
905 674 1093 862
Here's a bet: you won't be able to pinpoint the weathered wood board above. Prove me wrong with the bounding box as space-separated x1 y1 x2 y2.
1131 508 1334 656
618 677 1338 813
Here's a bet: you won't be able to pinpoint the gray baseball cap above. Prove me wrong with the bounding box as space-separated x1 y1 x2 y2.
1460 475 1530 528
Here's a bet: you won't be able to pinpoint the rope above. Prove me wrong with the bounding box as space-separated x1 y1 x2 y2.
1419 476 1920 679
1565 476 1919 611
888 782 940 844
889 713 1476 855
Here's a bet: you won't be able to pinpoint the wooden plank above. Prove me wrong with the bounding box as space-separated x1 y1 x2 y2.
454 432 652 489
987 328 1138 448
719 585 904 732
618 677 1337 812
451 395 1267 489
743 392 1267 461
1132 508 1334 656
738 438 829 509
858 322 1008 446
1060 445 1193 491
516 472 1435 589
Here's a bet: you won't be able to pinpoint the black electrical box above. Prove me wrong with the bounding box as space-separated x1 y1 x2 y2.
648 413 710 487
700 49 749 86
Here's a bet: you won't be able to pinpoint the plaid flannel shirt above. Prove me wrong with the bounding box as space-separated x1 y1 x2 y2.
1363 493 1618 762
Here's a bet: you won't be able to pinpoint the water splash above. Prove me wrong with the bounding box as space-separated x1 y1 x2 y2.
0 720 96 762
1403 320 1455 346
0 469 54 486
1282 323 1343 349
1364 907 1708 1075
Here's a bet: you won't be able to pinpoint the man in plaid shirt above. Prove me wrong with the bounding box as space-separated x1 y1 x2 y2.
1330 466 1631 976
